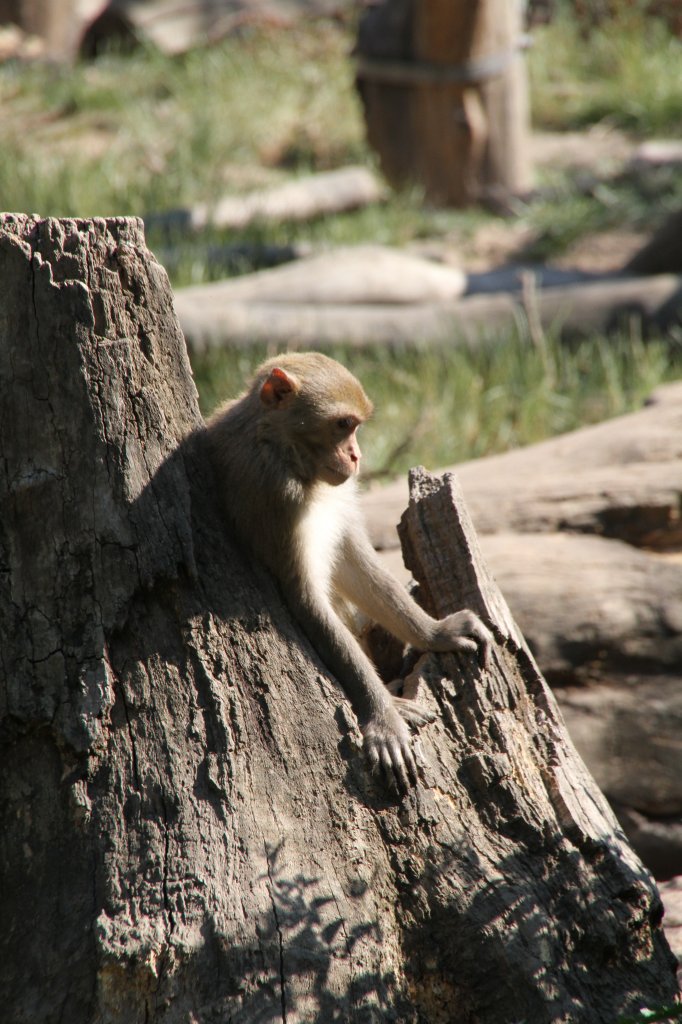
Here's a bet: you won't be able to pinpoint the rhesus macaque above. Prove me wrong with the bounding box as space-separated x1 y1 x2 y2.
206 352 491 791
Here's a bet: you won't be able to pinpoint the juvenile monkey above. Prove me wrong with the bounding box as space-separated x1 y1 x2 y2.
206 352 491 790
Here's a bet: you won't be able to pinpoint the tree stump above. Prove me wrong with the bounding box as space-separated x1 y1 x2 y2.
0 214 677 1023
355 0 532 207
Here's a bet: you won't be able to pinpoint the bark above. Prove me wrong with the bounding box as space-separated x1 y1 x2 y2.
0 215 677 1024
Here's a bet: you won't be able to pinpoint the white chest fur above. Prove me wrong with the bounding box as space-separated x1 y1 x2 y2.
297 480 358 599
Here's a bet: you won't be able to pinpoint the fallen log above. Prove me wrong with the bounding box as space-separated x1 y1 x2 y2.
559 677 682 884
363 380 682 552
555 676 682 819
81 0 352 58
478 532 682 680
174 244 466 305
176 270 682 351
658 878 682 984
146 166 385 234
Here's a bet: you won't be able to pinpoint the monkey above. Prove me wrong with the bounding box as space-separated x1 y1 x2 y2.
205 352 492 791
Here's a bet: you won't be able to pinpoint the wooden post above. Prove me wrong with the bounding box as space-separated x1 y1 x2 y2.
356 0 532 207
0 0 79 58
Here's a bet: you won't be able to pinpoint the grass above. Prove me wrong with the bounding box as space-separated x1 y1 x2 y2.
192 325 682 481
529 4 682 136
520 162 682 262
0 25 363 217
1 9 682 469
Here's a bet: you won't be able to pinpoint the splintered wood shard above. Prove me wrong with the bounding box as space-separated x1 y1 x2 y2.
399 467 523 648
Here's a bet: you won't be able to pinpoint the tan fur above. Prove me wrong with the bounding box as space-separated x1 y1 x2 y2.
205 352 491 791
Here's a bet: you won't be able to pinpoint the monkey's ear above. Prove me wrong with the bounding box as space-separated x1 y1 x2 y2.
260 367 298 408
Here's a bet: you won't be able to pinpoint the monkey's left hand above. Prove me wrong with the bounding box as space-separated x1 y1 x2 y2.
363 706 420 792
429 610 492 668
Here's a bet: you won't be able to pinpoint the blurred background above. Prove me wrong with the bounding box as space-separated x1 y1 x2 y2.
0 0 680 472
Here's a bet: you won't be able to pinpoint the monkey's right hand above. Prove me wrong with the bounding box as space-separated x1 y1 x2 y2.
430 609 492 668
363 707 419 792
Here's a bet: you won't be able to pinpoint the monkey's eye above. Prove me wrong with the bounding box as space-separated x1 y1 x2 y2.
336 417 355 431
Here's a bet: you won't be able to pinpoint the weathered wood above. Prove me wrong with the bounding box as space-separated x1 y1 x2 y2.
364 393 682 887
382 526 682 880
176 295 481 351
376 531 682 687
1 215 677 1022
356 0 532 206
176 269 682 351
555 676 682 819
363 380 682 552
394 469 677 1013
0 0 80 58
146 167 385 234
174 244 466 306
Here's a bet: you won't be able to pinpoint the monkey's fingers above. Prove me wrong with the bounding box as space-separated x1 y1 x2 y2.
455 630 492 670
442 611 493 669
379 743 408 793
453 636 479 655
397 740 419 789
365 734 417 793
469 621 493 668
391 695 436 729
365 734 382 775
384 740 416 794
472 624 493 669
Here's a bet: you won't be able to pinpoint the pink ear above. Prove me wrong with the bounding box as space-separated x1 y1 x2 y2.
260 367 296 408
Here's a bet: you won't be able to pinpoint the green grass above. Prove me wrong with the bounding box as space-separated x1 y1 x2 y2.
0 25 363 218
193 325 682 480
529 3 682 135
520 163 682 262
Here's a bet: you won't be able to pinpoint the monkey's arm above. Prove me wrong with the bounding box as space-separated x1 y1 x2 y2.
284 573 423 791
335 532 492 666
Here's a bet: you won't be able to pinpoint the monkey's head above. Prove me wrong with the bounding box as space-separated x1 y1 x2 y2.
254 353 373 487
